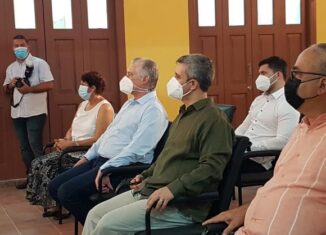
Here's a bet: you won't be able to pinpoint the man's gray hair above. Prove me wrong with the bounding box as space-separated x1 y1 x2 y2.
132 57 158 91
176 54 214 92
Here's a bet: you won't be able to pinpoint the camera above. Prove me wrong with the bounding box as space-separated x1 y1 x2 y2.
15 62 33 88
15 77 30 88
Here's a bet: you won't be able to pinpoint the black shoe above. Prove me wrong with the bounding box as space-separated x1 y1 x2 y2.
16 180 27 190
42 210 59 218
53 212 71 220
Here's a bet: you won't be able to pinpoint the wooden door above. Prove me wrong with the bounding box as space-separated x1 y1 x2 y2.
189 0 225 104
0 0 49 179
0 0 125 180
251 0 309 97
44 0 124 140
222 0 253 127
43 0 85 139
188 0 315 127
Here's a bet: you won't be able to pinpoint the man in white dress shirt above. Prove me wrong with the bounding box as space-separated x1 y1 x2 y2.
3 35 54 189
236 56 300 172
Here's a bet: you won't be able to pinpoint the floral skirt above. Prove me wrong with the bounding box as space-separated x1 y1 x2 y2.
26 150 86 208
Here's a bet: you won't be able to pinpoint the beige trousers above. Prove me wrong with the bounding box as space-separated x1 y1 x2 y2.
82 190 193 235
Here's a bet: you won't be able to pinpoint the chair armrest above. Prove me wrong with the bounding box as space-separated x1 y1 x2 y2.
60 145 91 155
42 142 55 154
100 163 151 176
203 222 233 235
242 150 282 160
145 191 220 234
97 163 151 194
169 192 219 205
58 146 91 170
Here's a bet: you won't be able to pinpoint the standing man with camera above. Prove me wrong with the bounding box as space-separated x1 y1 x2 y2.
3 35 54 189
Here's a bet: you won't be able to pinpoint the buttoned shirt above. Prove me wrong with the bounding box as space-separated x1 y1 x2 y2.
3 54 54 118
236 113 326 235
85 91 168 170
139 98 234 222
235 88 300 169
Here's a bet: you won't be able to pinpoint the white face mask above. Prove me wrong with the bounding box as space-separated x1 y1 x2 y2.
119 75 149 95
166 76 192 100
119 76 133 95
255 73 278 92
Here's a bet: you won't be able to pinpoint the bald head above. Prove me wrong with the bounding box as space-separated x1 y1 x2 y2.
305 43 326 74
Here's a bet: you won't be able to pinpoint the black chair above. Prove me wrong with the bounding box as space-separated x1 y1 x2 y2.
42 143 91 224
72 123 171 235
235 149 282 205
136 135 250 235
216 104 236 123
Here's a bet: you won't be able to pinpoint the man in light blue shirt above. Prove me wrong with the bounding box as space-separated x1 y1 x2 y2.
48 58 168 224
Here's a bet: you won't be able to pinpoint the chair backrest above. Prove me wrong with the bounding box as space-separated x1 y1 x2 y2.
208 135 250 217
152 122 171 163
216 104 236 123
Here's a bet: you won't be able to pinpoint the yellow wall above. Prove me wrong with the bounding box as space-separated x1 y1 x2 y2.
317 0 326 42
124 0 325 118
124 0 189 120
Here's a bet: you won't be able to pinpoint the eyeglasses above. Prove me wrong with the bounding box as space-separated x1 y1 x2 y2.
290 70 326 83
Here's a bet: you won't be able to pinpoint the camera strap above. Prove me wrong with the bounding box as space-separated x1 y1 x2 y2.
10 63 33 108
10 89 24 108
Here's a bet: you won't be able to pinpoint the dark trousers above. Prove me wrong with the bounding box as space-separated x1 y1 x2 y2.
241 159 267 173
48 157 124 225
12 114 46 172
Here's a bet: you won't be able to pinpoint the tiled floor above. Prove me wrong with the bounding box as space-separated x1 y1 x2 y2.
0 185 259 235
0 186 82 235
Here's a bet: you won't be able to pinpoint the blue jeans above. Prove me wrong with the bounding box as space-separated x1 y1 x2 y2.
48 157 126 225
12 114 46 172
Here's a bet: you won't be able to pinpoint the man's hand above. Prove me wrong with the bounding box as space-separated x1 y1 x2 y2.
129 175 144 190
17 81 32 94
4 78 17 94
202 204 249 235
147 186 174 212
95 170 113 193
74 156 88 167
9 78 17 88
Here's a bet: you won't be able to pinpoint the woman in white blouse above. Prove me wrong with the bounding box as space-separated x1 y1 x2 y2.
26 71 114 216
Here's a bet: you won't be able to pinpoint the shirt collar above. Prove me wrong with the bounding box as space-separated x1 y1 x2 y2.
130 91 157 105
265 87 284 99
302 113 326 129
179 98 212 113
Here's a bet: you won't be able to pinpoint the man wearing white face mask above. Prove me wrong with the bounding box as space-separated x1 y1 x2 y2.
82 54 234 235
236 56 300 172
3 34 54 189
48 57 168 225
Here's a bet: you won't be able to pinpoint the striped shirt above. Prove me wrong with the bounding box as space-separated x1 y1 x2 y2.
236 113 326 235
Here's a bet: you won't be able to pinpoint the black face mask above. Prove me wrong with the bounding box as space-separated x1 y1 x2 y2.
284 77 320 110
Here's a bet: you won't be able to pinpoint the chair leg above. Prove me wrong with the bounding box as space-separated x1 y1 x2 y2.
58 204 63 224
74 217 79 235
238 186 243 206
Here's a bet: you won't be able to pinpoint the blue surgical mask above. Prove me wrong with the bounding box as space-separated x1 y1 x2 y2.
78 85 91 100
14 47 29 60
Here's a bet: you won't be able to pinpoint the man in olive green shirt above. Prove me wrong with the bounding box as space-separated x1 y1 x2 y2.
82 54 234 235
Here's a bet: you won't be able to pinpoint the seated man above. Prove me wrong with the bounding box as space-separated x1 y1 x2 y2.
236 56 300 172
203 43 326 235
48 57 168 224
82 54 234 235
